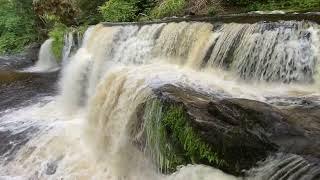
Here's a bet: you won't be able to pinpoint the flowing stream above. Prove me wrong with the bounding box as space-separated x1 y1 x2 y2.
0 19 319 179
24 39 58 72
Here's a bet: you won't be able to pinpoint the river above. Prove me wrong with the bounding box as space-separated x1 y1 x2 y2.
0 17 319 179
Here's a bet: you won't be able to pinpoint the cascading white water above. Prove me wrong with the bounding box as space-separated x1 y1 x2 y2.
61 32 75 65
1 20 320 180
231 22 319 83
25 39 58 72
62 30 84 65
206 21 320 82
25 30 82 73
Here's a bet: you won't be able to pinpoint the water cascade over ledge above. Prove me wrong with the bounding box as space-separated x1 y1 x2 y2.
0 18 320 180
25 39 59 72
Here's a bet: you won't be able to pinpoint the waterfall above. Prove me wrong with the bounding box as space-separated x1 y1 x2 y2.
55 21 319 178
61 32 75 65
24 32 81 72
62 31 84 65
1 19 320 179
206 21 320 82
27 39 58 72
61 21 319 88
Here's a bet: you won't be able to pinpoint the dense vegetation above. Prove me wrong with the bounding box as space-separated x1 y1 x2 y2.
0 0 319 55
0 0 37 54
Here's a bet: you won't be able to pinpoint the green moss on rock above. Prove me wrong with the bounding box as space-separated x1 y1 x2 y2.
143 99 225 173
49 23 68 60
150 0 186 19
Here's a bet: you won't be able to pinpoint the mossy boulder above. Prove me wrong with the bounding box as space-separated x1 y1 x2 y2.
137 99 225 174
134 84 318 176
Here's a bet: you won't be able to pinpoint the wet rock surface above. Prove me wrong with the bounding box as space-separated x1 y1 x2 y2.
0 71 59 111
0 58 58 162
0 126 38 163
23 43 41 63
148 84 320 176
0 56 33 71
0 44 40 71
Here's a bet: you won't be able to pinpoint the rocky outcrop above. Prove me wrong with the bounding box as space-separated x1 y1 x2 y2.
135 84 320 176
0 56 33 71
23 43 41 63
0 71 58 111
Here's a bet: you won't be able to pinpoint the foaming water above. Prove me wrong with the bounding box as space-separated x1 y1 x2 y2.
61 32 75 65
207 21 320 82
250 10 286 14
167 165 238 180
1 20 320 179
58 48 92 114
62 30 84 65
3 63 318 179
0 67 241 179
24 39 59 72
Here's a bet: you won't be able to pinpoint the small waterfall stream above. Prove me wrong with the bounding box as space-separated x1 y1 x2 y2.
0 19 319 179
25 39 59 72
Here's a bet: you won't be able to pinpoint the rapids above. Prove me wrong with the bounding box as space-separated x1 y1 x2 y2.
0 19 319 179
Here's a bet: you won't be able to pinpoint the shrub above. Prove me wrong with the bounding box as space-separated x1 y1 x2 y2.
208 6 218 16
99 0 139 22
186 0 223 15
150 0 186 19
76 0 105 24
49 23 68 60
0 0 37 54
33 0 79 26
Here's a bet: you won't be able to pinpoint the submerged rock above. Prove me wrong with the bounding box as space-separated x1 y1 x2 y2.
46 161 58 175
135 84 320 176
45 156 63 175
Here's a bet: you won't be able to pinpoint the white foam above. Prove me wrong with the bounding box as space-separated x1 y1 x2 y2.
24 39 59 72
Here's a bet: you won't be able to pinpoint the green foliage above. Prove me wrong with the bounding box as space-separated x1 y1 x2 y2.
144 99 225 173
49 23 68 60
150 0 186 19
33 0 79 26
76 0 105 24
162 103 224 166
249 0 320 11
0 0 36 54
208 6 219 16
144 100 185 172
48 23 88 60
99 0 139 22
75 25 89 36
136 0 158 16
2 0 317 55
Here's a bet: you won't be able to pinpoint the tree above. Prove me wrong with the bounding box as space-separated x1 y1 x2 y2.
76 0 106 24
0 0 37 54
33 0 79 26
